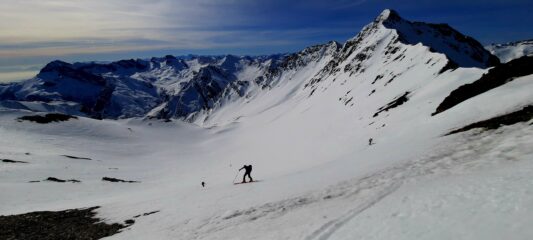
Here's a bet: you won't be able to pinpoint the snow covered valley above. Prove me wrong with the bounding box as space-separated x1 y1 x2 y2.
1 9 533 240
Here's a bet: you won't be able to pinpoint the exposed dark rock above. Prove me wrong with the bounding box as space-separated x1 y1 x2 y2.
39 60 107 86
308 89 316 97
384 75 398 86
61 155 92 160
133 210 160 218
88 85 115 119
0 206 127 240
45 177 81 183
113 59 149 71
434 56 533 115
17 113 78 124
153 65 237 120
124 219 135 225
344 97 353 105
102 177 139 183
2 159 28 163
446 105 533 135
46 177 66 182
438 59 459 74
277 42 339 73
373 92 410 117
372 75 384 84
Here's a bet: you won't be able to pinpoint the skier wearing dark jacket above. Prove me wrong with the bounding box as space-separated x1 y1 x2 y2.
239 165 253 183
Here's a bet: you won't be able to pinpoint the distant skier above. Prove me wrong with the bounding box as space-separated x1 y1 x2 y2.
368 138 373 145
239 165 253 183
201 181 205 187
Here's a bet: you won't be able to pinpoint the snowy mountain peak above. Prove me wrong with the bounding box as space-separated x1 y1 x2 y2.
375 9 402 23
309 9 500 92
37 60 107 86
219 54 243 73
373 10 499 68
40 60 71 72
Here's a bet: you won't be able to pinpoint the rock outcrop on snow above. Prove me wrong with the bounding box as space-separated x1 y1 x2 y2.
446 105 533 135
17 113 78 124
433 56 533 115
0 207 126 240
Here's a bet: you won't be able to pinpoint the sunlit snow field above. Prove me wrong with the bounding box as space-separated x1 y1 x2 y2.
1 75 532 239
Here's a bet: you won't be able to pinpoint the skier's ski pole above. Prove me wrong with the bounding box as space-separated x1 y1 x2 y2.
232 169 241 183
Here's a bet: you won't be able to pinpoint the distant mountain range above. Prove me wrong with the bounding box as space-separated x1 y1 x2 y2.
0 9 529 125
486 39 533 63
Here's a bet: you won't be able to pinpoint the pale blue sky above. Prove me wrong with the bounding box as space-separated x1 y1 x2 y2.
0 0 531 82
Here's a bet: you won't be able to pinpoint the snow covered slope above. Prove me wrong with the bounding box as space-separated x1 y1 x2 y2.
1 9 532 240
487 39 533 63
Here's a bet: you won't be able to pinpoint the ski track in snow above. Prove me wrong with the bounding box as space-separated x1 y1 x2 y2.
176 122 533 240
1 97 531 240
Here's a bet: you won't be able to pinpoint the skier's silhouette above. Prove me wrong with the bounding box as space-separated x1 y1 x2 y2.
239 165 253 183
201 181 205 187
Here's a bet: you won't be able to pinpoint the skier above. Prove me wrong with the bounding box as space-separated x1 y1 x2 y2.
239 165 253 183
201 181 205 187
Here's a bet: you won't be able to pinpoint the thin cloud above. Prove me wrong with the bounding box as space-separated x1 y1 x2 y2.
1 0 530 70
0 0 302 59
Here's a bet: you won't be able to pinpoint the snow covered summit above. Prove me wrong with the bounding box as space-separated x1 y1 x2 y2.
374 9 499 68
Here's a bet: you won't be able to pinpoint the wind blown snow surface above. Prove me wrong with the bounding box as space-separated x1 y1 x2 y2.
1 9 533 240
